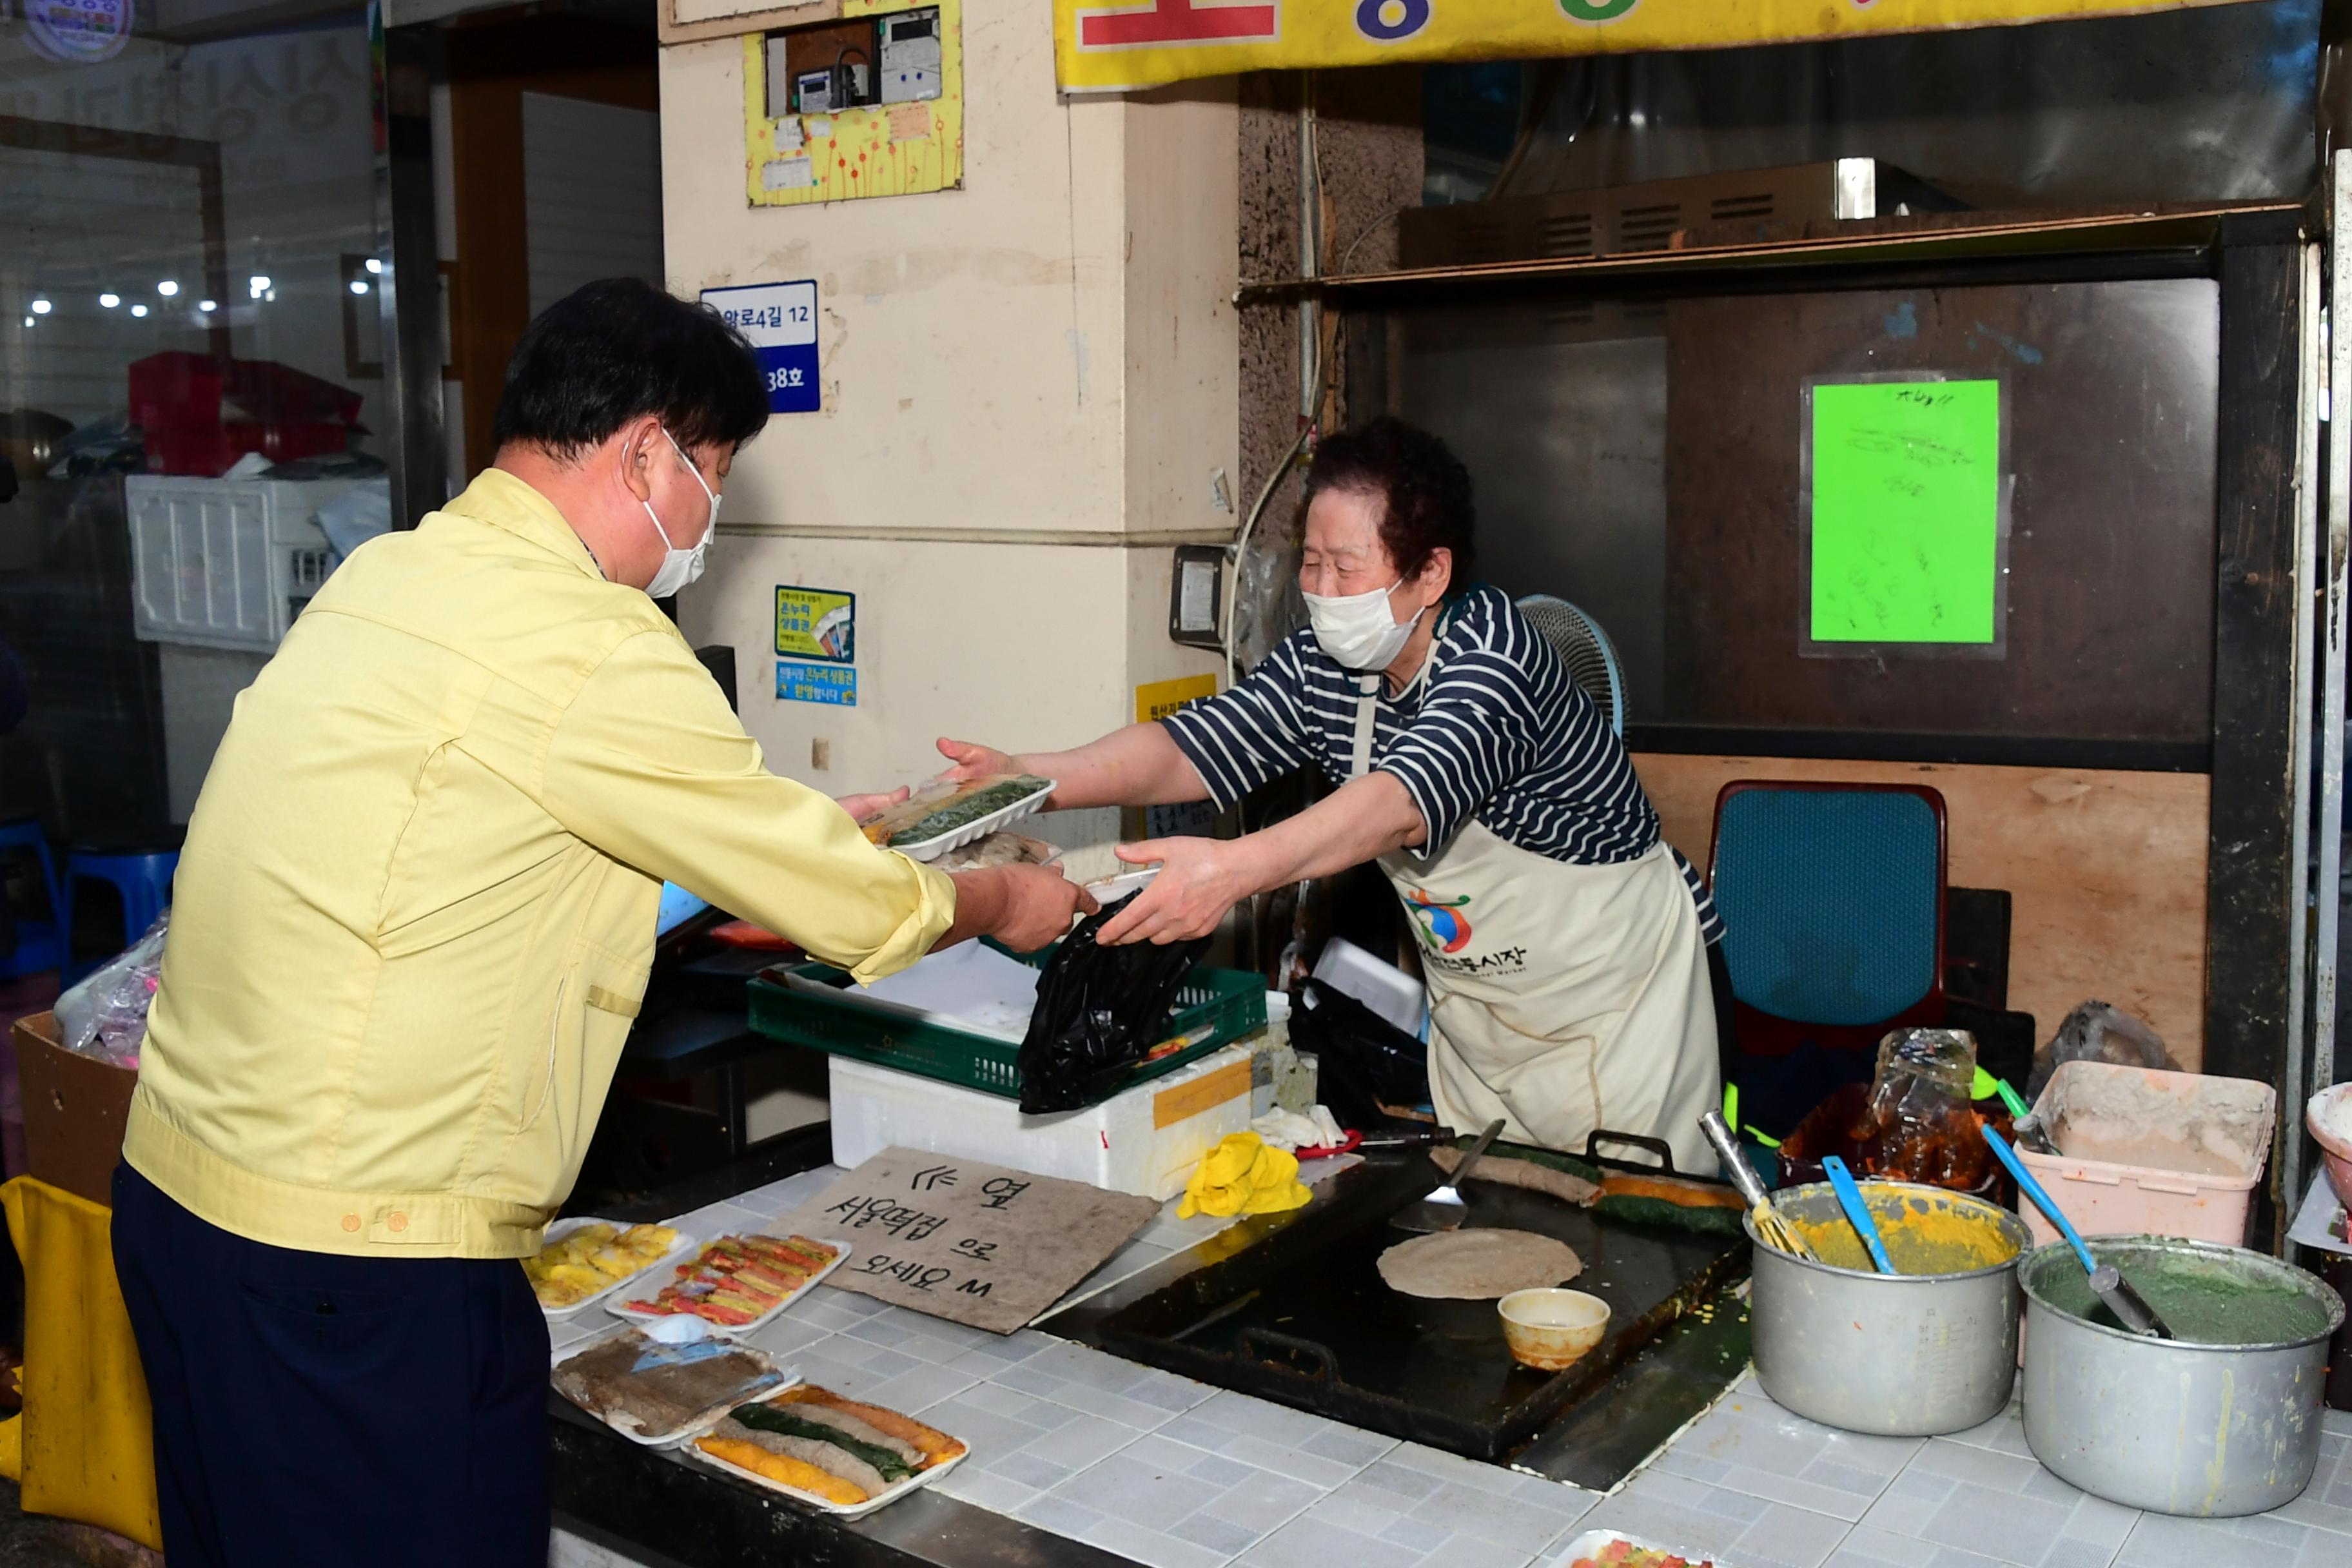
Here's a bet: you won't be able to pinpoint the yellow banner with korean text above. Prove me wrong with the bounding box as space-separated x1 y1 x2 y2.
1054 0 2257 92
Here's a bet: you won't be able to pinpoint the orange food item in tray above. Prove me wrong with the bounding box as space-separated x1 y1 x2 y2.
694 1436 868 1506
619 1234 838 1327
776 1385 966 1466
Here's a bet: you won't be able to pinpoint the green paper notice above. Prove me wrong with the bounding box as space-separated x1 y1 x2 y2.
1809 379 2001 645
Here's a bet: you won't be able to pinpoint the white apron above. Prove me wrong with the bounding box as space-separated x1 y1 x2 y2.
1348 673 1720 1173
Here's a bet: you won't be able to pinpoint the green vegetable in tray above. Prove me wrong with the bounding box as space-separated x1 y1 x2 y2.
887 775 1052 848
732 1403 917 1482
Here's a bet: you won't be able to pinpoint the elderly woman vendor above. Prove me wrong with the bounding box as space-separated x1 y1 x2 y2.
943 418 1721 1170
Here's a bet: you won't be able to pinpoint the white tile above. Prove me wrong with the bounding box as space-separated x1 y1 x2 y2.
549 1526 665 1568
1054 1449 1219 1533
860 1360 983 1414
2114 1511 2342 1568
928 1465 1040 1516
1081 1514 1231 1568
1648 1398 1917 1523
1407 1476 1594 1554
1824 1523 2010 1568
1575 1471 1850 1568
1240 1510 1443 1568
1018 1409 1151 1473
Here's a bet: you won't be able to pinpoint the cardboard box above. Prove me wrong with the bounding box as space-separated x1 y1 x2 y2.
14 1012 137 1207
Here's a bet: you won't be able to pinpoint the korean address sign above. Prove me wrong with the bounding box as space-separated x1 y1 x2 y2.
700 280 820 415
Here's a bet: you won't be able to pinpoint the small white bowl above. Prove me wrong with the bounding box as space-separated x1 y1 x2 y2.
1497 1288 1611 1371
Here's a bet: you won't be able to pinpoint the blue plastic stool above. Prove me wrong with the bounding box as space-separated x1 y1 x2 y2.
0 816 64 981
63 838 181 985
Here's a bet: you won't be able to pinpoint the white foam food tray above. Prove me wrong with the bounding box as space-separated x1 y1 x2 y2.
531 1218 699 1322
1552 1529 1726 1567
687 1413 970 1520
887 777 1055 861
605 1235 854 1337
550 1317 800 1449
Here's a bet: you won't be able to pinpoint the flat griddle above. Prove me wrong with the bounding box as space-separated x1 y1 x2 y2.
1043 1144 1747 1469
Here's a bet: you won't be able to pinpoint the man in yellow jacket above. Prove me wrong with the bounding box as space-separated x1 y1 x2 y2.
109 279 1090 1567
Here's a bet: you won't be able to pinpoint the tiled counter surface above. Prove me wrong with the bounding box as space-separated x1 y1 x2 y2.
553 1165 2352 1568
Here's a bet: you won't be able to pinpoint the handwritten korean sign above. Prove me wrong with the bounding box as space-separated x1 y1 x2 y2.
1807 377 2003 649
772 1148 1159 1333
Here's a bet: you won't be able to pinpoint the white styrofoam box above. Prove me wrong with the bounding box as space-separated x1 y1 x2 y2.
1313 935 1426 1037
127 475 368 652
828 1045 1256 1201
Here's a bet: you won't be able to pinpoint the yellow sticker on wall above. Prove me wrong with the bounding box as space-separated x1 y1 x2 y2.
743 0 963 208
1135 674 1218 724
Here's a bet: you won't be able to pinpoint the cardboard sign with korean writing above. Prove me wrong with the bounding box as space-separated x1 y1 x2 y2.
771 1148 1159 1333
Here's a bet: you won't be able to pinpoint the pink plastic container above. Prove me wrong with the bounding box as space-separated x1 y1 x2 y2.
2308 1084 2352 1210
2016 1062 2274 1248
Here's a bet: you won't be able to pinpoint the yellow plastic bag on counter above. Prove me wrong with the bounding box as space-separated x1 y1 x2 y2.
1 1176 161 1551
1178 1133 1311 1220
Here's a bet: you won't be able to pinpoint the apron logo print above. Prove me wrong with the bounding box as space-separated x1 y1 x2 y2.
1404 889 1473 954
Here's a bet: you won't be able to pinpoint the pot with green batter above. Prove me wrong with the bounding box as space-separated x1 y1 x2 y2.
2020 1235 2346 1516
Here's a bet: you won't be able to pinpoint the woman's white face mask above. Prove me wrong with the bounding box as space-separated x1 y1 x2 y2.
1304 578 1419 672
642 427 719 599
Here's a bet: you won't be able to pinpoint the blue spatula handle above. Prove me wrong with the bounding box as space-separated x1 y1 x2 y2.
1821 1156 1897 1276
1979 1122 2098 1275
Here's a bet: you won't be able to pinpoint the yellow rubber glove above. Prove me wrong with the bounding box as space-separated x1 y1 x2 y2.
1179 1133 1312 1219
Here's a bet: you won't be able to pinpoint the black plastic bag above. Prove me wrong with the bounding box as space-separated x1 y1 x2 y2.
1289 977 1430 1131
1017 894 1210 1114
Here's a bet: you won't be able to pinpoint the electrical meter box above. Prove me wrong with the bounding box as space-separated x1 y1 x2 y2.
878 7 942 104
795 63 868 114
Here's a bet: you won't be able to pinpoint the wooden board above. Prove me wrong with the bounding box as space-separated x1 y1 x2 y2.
1633 754 2210 1068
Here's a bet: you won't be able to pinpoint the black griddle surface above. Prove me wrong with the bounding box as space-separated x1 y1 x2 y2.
1054 1156 1746 1465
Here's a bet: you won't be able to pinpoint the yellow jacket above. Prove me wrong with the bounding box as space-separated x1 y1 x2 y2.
124 469 953 1259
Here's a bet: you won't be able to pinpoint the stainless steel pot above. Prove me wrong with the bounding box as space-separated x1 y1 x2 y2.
1747 1181 2032 1436
2021 1236 2346 1516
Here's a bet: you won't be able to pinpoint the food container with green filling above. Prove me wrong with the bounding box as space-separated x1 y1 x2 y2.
2020 1235 2345 1516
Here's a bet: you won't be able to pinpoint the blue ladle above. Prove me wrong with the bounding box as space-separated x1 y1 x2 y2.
1980 1123 2172 1339
1821 1156 1898 1275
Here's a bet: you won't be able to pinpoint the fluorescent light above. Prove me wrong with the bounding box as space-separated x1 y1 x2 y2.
199 300 217 313
364 258 383 275
99 292 119 308
248 274 272 297
20 316 30 328
157 280 179 297
130 304 148 317
348 279 369 296
29 299 50 315
264 290 276 303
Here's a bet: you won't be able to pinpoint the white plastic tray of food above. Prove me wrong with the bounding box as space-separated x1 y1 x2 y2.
1551 1528 1726 1567
605 1235 854 1337
687 1419 971 1520
532 1217 700 1322
550 1317 802 1449
887 778 1055 862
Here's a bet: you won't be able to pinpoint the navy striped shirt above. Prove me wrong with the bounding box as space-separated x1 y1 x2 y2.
1161 584 1723 942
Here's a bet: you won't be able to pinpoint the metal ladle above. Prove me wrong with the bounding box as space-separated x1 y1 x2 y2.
1980 1123 2173 1339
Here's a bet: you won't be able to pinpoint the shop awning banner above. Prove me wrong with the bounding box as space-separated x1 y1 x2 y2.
1053 1 2261 92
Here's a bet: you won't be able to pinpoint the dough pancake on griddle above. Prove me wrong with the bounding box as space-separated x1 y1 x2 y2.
1376 1228 1583 1300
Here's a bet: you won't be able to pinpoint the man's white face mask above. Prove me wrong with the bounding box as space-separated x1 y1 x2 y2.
642 427 718 599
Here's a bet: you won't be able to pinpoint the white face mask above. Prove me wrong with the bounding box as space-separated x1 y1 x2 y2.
1304 576 1420 672
642 427 719 599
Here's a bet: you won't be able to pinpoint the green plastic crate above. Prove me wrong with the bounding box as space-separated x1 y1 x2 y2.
745 943 1267 1104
